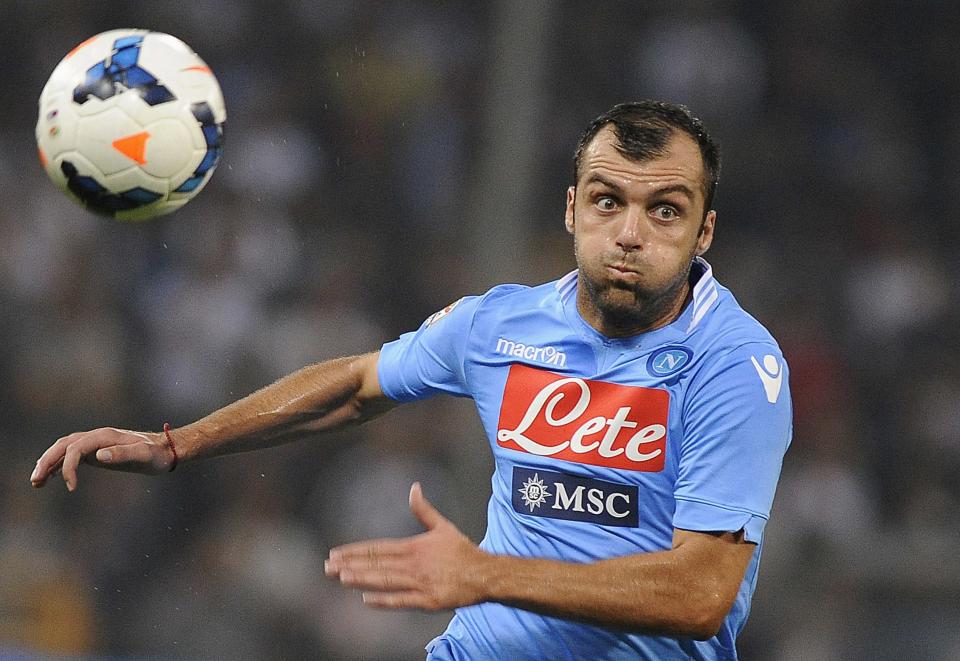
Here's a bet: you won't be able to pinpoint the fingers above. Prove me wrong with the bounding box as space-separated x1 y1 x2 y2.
326 536 423 597
328 538 411 562
361 590 430 610
326 544 422 603
95 442 154 470
325 546 409 576
325 553 433 610
31 428 159 491
61 433 114 491
327 562 421 592
408 482 445 530
31 455 64 488
31 434 77 488
327 482 464 612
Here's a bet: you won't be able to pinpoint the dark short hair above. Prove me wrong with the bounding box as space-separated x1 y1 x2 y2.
573 101 721 210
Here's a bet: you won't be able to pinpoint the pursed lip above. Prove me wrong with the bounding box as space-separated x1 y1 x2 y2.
607 262 640 275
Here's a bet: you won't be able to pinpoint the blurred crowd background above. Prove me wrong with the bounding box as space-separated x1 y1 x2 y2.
1 1 958 659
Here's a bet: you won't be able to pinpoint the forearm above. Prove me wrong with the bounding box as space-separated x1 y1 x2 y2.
476 546 737 639
170 352 391 462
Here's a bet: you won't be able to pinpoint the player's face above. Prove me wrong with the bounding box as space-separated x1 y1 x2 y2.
565 126 716 336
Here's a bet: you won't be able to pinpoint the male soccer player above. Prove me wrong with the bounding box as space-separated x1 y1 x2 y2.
32 101 792 660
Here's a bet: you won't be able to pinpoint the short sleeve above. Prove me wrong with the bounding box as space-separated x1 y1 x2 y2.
673 343 793 543
377 295 482 402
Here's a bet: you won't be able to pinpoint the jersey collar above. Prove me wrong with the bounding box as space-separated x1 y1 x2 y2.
687 256 718 332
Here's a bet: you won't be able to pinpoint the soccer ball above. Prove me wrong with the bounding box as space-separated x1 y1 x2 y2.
36 29 226 221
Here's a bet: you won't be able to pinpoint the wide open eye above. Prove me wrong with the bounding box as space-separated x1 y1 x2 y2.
596 196 618 212
653 205 679 221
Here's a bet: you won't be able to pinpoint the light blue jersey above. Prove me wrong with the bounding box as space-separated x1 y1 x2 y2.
377 258 792 660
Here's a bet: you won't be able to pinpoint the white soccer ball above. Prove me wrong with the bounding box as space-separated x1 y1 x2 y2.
36 29 226 221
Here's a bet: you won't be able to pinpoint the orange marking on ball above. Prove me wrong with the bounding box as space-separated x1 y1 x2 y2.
182 66 212 73
112 131 151 165
38 147 47 168
65 36 98 59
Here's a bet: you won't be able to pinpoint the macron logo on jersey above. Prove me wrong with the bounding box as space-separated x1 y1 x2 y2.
496 364 668 471
750 354 784 404
495 337 567 368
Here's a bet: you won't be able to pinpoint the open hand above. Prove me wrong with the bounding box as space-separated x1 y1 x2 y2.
31 427 176 491
325 482 493 611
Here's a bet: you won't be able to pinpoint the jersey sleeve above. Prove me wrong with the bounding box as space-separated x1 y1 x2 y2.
673 343 793 543
377 295 482 403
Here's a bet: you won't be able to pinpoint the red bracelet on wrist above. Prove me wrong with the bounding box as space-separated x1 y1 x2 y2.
162 422 179 472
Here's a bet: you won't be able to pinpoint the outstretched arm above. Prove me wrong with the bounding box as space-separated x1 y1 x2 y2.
31 351 392 491
325 483 754 640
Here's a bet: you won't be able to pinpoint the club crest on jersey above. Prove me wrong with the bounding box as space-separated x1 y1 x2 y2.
497 364 669 471
647 346 693 377
425 298 463 327
512 466 638 527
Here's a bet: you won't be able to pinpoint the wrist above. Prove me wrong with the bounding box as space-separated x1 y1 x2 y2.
162 423 179 471
471 549 505 604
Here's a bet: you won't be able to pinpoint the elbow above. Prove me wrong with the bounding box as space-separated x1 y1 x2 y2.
681 594 731 641
627 595 728 640
686 615 723 641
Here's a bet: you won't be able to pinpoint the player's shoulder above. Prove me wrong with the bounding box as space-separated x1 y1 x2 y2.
477 282 533 304
442 277 569 348
683 284 791 411
419 283 523 324
697 282 785 364
417 282 536 337
470 275 570 312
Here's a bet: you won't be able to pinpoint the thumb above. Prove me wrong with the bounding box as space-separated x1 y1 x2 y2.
95 443 152 468
409 482 445 530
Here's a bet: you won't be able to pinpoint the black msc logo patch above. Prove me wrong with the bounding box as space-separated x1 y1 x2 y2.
512 466 638 527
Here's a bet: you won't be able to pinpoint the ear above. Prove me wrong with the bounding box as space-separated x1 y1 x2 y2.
696 210 716 255
564 186 576 235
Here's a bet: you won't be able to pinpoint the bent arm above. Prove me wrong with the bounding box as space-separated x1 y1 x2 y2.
477 528 754 639
328 488 756 640
171 351 392 461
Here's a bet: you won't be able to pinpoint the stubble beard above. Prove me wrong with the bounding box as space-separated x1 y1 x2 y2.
575 246 695 336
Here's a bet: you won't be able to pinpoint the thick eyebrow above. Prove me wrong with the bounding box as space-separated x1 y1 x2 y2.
650 184 696 202
582 176 697 203
582 173 626 195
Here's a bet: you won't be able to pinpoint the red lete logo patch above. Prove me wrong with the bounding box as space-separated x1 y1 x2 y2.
496 364 669 471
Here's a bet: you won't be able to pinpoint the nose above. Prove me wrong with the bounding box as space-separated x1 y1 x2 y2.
615 208 645 251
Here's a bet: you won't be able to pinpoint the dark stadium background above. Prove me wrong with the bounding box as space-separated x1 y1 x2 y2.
2 1 959 659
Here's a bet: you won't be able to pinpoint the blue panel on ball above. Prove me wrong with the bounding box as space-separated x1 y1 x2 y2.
182 103 226 183
74 63 108 103
123 66 155 87
73 36 176 107
60 159 164 216
139 84 176 106
111 46 140 70
174 175 205 193
73 176 105 193
194 149 220 175
121 187 162 204
113 35 144 50
201 125 221 147
190 102 215 126
86 62 106 83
